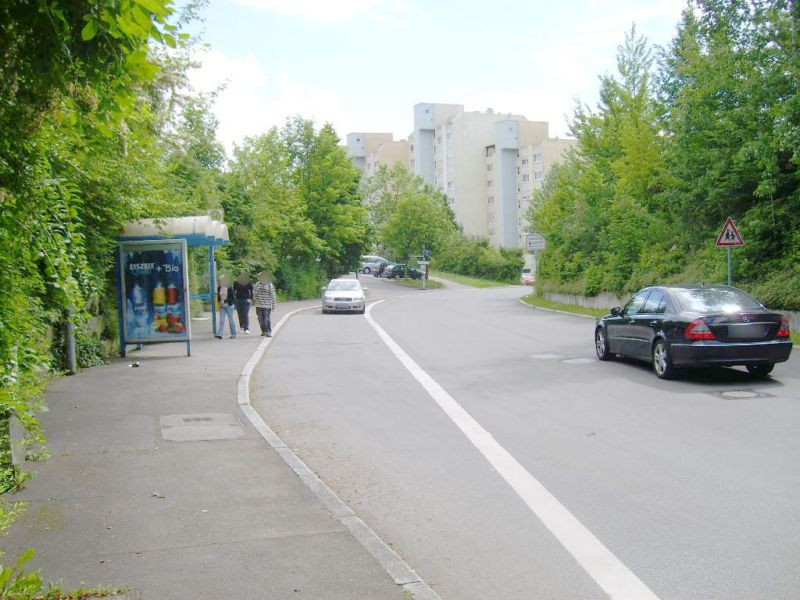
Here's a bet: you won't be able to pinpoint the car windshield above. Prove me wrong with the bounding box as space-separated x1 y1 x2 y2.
327 280 362 292
671 287 762 313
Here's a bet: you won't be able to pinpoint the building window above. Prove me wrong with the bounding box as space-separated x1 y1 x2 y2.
447 132 453 141
522 174 530 182
487 195 494 204
487 163 493 172
447 180 454 190
410 144 414 152
488 213 495 222
534 169 544 181
521 157 530 165
533 152 543 163
487 180 493 188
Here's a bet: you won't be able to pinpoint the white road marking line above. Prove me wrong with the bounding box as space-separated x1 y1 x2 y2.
365 300 660 600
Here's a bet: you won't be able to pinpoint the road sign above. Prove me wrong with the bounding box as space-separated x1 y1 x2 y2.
526 233 546 251
715 217 744 247
418 260 429 267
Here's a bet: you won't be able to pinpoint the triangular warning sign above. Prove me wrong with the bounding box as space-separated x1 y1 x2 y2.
715 216 744 247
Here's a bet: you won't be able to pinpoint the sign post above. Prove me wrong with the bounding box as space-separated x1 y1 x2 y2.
525 233 547 279
418 260 430 290
715 216 744 286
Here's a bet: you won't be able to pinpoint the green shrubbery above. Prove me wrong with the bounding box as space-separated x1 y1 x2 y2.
434 235 523 283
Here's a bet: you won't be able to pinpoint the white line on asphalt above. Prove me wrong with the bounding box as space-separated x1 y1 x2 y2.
365 299 660 600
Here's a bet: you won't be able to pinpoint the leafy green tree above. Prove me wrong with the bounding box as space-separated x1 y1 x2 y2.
282 118 369 278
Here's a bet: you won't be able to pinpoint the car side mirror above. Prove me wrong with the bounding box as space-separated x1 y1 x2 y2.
362 287 368 292
610 307 621 316
321 286 327 291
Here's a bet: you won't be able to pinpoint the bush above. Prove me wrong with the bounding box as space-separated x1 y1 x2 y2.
434 234 523 282
744 269 800 311
276 262 326 300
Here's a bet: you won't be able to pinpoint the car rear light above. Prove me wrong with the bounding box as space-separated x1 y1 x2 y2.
686 318 716 340
777 315 791 338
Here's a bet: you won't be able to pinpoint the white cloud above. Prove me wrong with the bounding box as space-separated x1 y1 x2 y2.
187 48 403 155
230 0 408 23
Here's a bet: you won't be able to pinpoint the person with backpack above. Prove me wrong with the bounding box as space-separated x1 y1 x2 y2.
234 271 254 334
215 275 237 339
253 271 277 337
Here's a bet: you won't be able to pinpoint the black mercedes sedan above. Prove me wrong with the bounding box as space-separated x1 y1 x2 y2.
595 285 793 379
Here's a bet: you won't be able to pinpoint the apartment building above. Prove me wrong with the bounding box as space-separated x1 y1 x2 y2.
483 119 575 248
347 103 575 249
346 132 410 178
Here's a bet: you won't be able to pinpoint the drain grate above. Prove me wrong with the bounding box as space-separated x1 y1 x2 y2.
711 389 775 400
160 413 245 441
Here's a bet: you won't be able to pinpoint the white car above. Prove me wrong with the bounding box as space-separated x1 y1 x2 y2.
361 255 388 274
322 279 367 314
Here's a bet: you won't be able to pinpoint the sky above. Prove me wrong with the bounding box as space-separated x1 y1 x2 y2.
185 0 688 155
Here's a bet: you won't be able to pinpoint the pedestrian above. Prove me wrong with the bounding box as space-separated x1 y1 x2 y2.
234 271 253 334
253 271 277 337
216 275 237 339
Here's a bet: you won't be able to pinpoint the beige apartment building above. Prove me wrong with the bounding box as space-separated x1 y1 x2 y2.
346 132 410 178
347 103 575 251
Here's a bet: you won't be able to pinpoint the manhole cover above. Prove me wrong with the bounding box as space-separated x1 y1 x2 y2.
530 353 565 360
563 358 596 364
712 389 774 400
160 413 245 441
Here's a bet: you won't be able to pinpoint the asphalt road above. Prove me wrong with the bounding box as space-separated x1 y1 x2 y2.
252 276 800 600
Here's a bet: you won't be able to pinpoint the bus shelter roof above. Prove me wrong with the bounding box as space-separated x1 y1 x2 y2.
120 216 229 247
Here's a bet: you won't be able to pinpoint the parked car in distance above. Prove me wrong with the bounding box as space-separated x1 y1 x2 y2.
361 255 388 274
594 284 793 379
385 263 422 280
321 278 367 314
521 269 535 285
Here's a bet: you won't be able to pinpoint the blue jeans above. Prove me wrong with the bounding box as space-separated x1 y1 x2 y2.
236 298 250 330
218 304 237 337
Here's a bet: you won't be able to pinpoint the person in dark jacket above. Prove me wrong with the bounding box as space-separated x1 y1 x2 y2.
215 275 237 339
234 271 254 334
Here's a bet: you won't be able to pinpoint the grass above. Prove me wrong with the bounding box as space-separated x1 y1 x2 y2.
792 332 800 346
520 294 608 319
390 278 444 290
429 270 513 288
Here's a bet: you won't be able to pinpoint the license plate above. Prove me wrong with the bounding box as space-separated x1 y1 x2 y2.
727 324 766 339
336 304 348 310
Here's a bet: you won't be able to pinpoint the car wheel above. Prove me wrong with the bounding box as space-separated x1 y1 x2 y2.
652 339 676 379
363 267 371 274
746 363 774 377
595 327 612 361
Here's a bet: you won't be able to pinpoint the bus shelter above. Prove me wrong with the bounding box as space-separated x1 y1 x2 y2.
117 215 229 357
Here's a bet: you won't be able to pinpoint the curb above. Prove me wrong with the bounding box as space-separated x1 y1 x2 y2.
517 297 598 320
237 304 442 600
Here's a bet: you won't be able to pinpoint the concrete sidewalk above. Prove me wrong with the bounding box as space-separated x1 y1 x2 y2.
4 302 408 600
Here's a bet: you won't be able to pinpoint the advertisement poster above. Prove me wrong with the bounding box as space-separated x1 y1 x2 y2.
119 240 191 343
